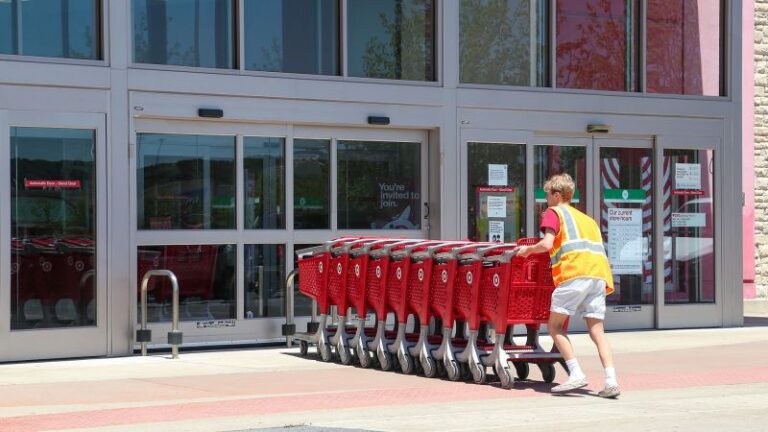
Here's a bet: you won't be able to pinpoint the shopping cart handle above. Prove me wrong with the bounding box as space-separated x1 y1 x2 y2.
475 243 518 255
457 252 482 262
296 245 326 257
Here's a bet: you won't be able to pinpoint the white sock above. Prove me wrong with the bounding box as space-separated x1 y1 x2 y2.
565 358 585 380
605 367 618 387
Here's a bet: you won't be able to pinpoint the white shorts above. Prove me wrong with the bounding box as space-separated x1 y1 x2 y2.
550 277 607 320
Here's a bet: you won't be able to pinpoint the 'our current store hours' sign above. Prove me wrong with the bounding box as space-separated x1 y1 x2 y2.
606 208 643 275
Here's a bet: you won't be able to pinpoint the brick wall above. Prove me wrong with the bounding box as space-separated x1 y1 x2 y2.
756 0 768 298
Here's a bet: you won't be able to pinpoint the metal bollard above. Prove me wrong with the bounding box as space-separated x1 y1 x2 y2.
282 269 298 347
138 270 182 359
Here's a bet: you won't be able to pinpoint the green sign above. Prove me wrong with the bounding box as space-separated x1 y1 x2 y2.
603 189 646 204
535 188 581 203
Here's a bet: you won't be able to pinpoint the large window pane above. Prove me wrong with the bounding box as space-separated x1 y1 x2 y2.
244 0 339 75
137 134 235 230
460 0 548 86
338 141 421 229
244 244 286 318
0 0 100 59
294 139 330 229
646 0 722 96
11 128 96 330
347 0 436 81
663 149 714 303
132 0 235 68
599 148 653 305
534 145 587 229
137 245 235 322
556 0 638 91
244 137 285 229
467 142 526 242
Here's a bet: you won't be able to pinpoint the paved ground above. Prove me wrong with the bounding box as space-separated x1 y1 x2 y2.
0 318 767 432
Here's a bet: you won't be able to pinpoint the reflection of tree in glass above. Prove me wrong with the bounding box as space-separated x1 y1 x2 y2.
362 0 434 80
460 0 532 86
556 0 632 91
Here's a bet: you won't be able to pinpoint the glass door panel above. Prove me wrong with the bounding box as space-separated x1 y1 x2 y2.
598 147 654 305
662 149 715 304
10 127 96 329
467 142 526 242
533 145 587 230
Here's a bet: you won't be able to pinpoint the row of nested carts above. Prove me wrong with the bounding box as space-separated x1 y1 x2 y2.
292 237 568 388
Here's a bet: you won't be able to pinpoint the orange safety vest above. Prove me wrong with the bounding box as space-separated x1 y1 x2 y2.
549 205 614 295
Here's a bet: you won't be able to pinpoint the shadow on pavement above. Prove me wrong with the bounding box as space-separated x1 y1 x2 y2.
744 316 768 327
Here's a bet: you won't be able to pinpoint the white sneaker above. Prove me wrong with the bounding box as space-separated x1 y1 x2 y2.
598 385 621 398
551 377 588 393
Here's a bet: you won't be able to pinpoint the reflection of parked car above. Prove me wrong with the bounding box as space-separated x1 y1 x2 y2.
663 198 713 262
380 206 419 230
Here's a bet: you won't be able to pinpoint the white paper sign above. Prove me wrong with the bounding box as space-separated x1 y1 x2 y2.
607 208 643 275
488 164 508 186
671 212 706 228
675 163 701 190
487 196 507 218
489 221 505 242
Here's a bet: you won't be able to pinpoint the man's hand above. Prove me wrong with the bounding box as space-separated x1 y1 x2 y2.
516 245 533 258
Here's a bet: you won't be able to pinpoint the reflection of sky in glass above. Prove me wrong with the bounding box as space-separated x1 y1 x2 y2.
138 134 234 168
244 0 283 70
132 0 233 67
244 0 338 74
11 128 94 163
347 1 391 77
0 0 98 58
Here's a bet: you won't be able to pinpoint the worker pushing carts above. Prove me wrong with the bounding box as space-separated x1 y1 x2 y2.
290 236 565 388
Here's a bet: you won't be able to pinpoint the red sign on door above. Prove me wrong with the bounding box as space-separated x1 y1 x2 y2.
24 179 82 189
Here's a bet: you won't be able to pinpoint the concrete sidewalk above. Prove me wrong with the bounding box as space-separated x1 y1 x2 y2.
1 324 767 432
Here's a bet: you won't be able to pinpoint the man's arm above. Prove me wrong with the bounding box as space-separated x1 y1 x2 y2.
516 228 555 258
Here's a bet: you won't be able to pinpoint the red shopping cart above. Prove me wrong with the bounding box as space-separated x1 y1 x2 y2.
478 237 562 389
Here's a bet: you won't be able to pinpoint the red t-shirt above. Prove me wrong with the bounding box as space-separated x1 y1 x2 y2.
540 208 560 236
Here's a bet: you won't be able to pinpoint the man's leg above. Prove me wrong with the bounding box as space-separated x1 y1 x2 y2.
549 312 587 392
586 317 620 398
585 317 613 369
548 312 574 360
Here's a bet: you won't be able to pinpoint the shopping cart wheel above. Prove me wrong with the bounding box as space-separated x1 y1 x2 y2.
514 362 530 380
495 365 515 389
338 343 353 365
359 349 373 368
471 363 486 384
446 360 461 382
318 343 332 362
299 340 309 356
378 350 393 371
422 357 437 378
539 363 556 383
399 352 414 374
459 363 472 381
435 360 446 377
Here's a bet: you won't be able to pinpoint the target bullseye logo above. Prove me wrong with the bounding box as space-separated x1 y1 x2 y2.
42 261 52 272
396 268 402 280
441 270 448 283
466 271 473 284
336 263 343 274
418 268 424 281
376 266 382 278
493 274 500 287
354 264 360 277
75 261 85 272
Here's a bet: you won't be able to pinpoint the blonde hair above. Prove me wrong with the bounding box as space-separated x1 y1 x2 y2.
543 173 575 201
